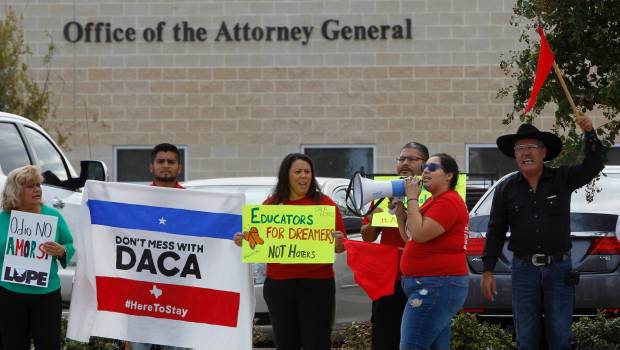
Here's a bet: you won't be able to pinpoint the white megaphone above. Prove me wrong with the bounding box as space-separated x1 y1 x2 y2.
349 172 406 214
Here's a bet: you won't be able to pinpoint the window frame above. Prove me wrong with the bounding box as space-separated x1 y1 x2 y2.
113 145 188 183
300 144 377 178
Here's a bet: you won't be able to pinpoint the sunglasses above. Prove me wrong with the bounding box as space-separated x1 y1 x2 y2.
421 163 442 172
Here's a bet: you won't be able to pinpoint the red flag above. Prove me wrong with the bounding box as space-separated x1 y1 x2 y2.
343 239 399 301
524 27 556 113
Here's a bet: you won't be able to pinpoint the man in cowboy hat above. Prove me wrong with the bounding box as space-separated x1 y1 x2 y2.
481 113 604 350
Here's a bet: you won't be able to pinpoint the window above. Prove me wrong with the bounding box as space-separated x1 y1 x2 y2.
302 145 375 178
466 144 517 180
0 123 31 174
114 146 187 182
467 144 620 180
24 127 70 181
607 145 620 165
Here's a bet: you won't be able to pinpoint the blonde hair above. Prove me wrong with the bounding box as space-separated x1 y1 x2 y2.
2 165 44 211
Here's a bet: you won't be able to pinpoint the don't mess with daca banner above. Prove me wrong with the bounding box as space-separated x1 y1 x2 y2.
67 181 255 349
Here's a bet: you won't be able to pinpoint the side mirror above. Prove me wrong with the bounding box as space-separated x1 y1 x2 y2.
56 161 108 191
80 160 108 182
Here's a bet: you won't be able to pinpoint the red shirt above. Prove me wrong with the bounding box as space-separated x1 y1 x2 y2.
150 181 184 189
400 190 468 277
265 194 347 280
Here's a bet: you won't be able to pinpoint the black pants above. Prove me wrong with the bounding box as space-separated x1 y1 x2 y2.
263 278 335 350
371 280 407 350
0 286 62 350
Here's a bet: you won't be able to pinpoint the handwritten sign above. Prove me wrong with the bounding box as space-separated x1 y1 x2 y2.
371 175 467 227
241 205 335 264
1 210 57 287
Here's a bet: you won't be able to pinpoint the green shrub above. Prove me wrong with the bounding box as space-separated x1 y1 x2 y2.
572 311 620 350
340 321 372 349
339 314 514 350
450 312 514 350
60 319 122 350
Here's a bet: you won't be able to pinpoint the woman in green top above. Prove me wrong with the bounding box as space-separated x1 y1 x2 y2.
0 165 75 350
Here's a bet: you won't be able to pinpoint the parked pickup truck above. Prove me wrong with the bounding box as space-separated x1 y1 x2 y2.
0 111 108 304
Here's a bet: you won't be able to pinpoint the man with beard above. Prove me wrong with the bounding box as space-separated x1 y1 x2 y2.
129 143 187 350
149 143 184 189
481 113 604 350
361 141 429 350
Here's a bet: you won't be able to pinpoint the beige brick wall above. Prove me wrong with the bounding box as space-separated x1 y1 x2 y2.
4 0 579 180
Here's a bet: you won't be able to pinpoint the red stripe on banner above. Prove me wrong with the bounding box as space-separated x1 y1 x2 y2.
96 276 240 327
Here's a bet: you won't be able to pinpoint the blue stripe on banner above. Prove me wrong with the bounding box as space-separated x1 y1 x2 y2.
87 200 241 240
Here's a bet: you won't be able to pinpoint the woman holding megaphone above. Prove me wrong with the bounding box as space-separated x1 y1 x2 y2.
398 153 469 350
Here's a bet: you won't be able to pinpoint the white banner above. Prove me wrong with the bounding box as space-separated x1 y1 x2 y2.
67 181 255 349
1 210 57 288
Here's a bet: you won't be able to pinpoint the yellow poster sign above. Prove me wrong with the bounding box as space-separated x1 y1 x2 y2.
241 205 336 263
370 175 467 227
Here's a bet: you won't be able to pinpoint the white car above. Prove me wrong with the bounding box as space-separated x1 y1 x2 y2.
0 111 107 304
183 177 372 334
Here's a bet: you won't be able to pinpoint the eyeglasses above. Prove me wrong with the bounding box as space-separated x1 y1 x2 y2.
421 163 442 172
513 144 543 153
397 156 425 163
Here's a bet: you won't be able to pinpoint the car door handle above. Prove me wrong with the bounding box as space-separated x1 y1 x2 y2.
53 198 65 209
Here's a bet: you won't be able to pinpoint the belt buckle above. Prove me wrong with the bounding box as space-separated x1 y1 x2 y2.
531 254 548 266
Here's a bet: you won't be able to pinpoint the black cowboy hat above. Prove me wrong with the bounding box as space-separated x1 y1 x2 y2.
496 123 562 161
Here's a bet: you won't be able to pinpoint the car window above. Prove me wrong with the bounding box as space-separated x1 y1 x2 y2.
330 186 356 217
23 127 69 181
473 188 495 215
0 122 31 174
571 213 617 232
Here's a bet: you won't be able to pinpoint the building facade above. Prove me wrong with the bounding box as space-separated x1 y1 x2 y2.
4 0 616 181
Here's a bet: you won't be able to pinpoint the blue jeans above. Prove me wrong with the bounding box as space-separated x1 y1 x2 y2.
128 343 189 350
512 257 574 350
400 276 469 350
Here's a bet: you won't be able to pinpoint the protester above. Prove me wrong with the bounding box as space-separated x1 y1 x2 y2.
0 165 75 350
234 153 346 349
481 113 604 350
398 153 469 350
128 143 187 350
360 141 428 350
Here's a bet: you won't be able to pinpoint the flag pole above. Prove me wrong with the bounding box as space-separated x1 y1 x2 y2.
552 61 580 116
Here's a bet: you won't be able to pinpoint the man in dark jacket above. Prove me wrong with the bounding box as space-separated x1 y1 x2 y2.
481 113 604 350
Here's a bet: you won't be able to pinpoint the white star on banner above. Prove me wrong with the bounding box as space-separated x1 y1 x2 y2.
158 217 166 225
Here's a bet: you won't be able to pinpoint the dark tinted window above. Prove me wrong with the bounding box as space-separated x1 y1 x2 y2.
303 146 374 178
607 147 620 165
468 146 517 179
24 127 69 181
0 122 31 173
116 147 186 182
571 213 617 232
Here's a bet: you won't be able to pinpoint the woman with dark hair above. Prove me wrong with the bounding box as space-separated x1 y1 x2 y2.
234 153 346 349
0 165 75 350
397 153 469 350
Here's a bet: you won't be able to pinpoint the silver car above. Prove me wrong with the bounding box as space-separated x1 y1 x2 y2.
183 177 372 333
464 166 620 317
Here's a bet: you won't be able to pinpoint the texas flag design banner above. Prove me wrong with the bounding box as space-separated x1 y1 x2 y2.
67 181 255 349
